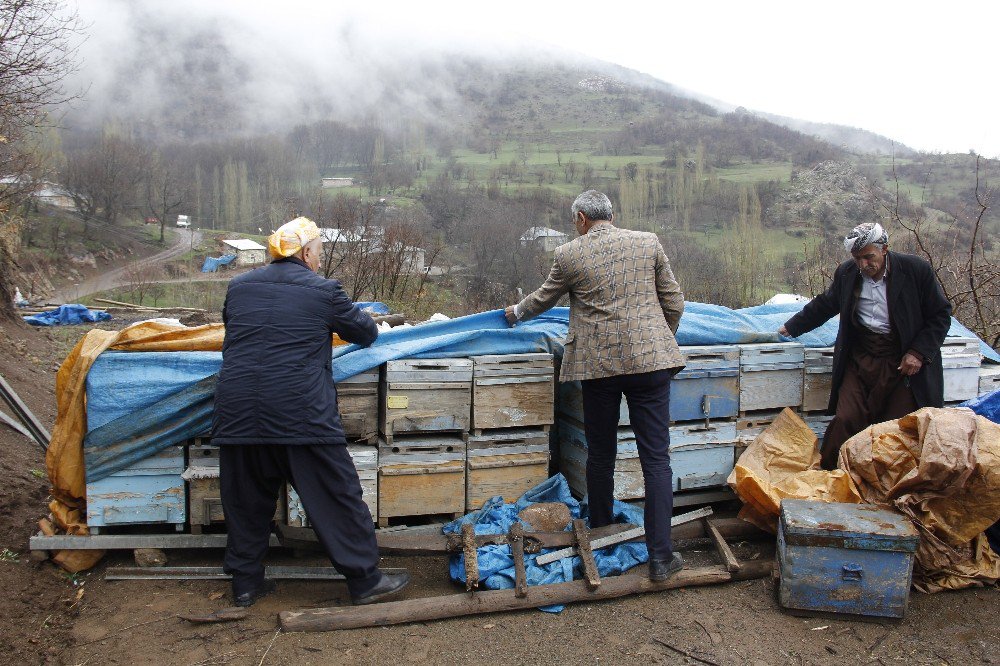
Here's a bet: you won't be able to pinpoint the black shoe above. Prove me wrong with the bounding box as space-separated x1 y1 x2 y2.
351 571 411 606
648 553 684 582
233 579 276 608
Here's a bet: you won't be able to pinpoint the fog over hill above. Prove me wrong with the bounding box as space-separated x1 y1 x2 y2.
66 1 903 156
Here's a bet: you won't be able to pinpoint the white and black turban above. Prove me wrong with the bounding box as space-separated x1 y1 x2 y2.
843 222 888 254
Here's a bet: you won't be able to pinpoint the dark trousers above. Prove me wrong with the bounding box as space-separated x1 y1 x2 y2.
821 351 919 470
581 369 674 561
220 444 381 598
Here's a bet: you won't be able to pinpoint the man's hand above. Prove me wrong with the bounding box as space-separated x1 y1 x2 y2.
898 352 923 376
778 325 790 337
504 306 518 327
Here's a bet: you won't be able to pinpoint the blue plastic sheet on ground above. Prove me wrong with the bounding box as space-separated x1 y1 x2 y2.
201 254 236 272
961 389 1000 424
355 301 389 315
442 474 647 613
23 304 111 326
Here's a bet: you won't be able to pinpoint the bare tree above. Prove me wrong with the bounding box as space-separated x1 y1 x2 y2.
143 149 188 242
0 0 81 319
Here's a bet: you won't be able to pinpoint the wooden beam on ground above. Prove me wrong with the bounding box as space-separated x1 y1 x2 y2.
705 519 741 573
279 560 775 632
509 523 527 598
461 523 478 591
573 519 601 589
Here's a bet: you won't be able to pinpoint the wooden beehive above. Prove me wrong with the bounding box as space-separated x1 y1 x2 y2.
87 446 186 533
379 359 472 442
739 343 804 412
980 364 1000 396
466 427 550 510
558 419 643 500
286 445 377 526
185 442 285 532
471 353 554 431
670 421 738 492
336 368 379 443
940 337 980 403
802 347 835 412
377 433 467 526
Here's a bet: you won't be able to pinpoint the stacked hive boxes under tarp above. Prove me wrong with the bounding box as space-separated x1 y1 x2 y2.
377 359 472 525
337 368 380 444
739 342 804 413
802 347 835 413
466 353 554 511
185 441 285 532
941 337 981 403
87 446 186 534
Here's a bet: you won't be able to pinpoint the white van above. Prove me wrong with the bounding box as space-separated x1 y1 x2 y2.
176 215 191 228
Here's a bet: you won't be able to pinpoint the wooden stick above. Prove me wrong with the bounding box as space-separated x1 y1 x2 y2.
0 374 50 450
704 519 741 573
651 637 721 666
278 560 774 632
573 519 601 589
536 507 713 566
93 297 143 308
0 410 34 441
509 523 527 598
461 523 478 591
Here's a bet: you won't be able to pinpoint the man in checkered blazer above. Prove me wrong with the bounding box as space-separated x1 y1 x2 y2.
505 190 686 581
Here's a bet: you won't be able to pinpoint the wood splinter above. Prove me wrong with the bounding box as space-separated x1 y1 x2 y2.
704 519 741 573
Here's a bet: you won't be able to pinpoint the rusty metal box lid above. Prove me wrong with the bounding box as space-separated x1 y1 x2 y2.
780 500 919 553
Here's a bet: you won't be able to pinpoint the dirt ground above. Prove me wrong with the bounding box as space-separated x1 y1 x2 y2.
1 315 998 665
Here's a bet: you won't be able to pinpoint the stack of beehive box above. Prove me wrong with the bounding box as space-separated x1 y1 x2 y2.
466 353 554 512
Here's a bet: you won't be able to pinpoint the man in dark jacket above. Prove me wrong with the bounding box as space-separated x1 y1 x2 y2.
212 217 408 607
779 222 952 469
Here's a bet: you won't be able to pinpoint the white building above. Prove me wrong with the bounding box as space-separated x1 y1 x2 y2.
222 239 267 266
321 177 354 189
520 226 570 252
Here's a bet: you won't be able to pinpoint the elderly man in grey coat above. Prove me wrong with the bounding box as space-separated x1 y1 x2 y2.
506 190 686 581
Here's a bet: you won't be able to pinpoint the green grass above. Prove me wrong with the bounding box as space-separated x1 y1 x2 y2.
716 162 793 183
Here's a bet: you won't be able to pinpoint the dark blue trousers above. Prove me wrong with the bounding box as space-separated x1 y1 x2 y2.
220 444 381 598
581 369 674 561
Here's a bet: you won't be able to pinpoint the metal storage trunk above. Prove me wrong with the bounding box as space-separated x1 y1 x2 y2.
377 434 467 525
940 337 981 403
557 418 736 499
557 346 740 425
739 343 805 412
802 347 835 413
471 353 554 431
466 428 550 510
778 500 919 619
980 364 1000 396
87 446 186 531
379 359 472 441
185 443 285 532
337 368 379 443
287 445 377 526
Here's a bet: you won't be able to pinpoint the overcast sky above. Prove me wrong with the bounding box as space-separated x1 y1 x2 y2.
74 0 997 157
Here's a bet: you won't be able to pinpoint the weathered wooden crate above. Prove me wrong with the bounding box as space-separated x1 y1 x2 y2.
980 364 1000 396
87 446 186 532
739 343 805 412
337 368 380 443
377 434 467 526
287 445 378 526
940 337 981 403
379 359 472 442
802 347 835 413
803 414 834 442
185 443 285 532
736 410 783 445
557 418 736 499
557 346 739 425
778 500 919 619
471 353 554 431
466 427 550 511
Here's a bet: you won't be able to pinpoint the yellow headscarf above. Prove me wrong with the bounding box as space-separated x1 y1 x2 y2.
268 216 321 259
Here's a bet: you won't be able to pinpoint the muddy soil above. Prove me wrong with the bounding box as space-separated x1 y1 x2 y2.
0 316 997 665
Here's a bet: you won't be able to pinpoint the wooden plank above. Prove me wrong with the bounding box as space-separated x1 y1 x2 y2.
0 373 51 450
509 522 528 598
536 507 713 566
0 409 34 441
279 560 775 632
704 519 741 573
573 519 601 589
462 523 478 591
471 375 554 430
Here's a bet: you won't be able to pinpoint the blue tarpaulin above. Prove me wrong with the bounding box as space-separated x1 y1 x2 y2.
961 389 1000 424
443 474 647 613
80 301 1000 482
23 304 111 326
201 254 236 272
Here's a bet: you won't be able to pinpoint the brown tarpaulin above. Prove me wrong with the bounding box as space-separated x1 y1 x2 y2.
729 407 1000 592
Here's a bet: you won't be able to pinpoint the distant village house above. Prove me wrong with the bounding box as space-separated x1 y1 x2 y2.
321 177 354 189
520 226 569 252
319 226 425 274
221 239 267 267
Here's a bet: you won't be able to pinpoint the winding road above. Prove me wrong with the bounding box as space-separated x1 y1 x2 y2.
53 229 202 303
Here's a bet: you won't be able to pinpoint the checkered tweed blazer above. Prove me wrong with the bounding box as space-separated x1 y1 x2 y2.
515 223 685 382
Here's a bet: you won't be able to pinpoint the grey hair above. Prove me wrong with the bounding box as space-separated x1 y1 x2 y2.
571 190 613 221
